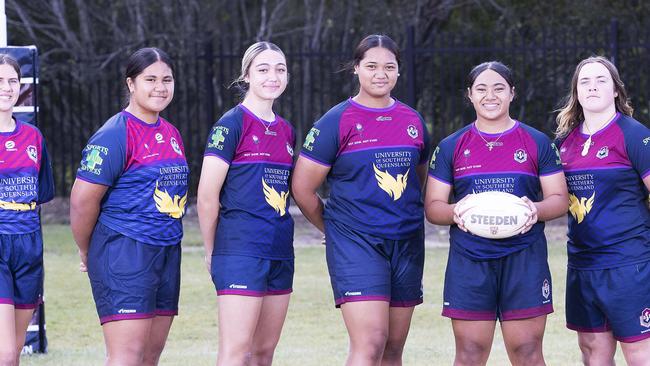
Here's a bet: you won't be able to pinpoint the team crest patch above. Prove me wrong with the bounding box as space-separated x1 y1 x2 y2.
596 146 609 159
170 137 182 155
514 149 527 163
407 125 418 139
542 279 550 299
355 123 363 132
155 133 164 143
640 308 650 328
286 142 294 156
252 135 260 144
26 145 38 163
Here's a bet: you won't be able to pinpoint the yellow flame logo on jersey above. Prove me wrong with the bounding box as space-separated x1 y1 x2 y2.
153 182 187 219
569 192 595 224
373 164 409 201
0 200 36 211
262 179 288 216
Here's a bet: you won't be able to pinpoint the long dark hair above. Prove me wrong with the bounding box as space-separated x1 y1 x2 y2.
123 47 175 105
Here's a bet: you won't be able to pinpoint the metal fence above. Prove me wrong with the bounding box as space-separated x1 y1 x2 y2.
38 20 650 196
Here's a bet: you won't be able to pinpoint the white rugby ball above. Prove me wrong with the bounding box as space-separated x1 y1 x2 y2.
456 191 532 239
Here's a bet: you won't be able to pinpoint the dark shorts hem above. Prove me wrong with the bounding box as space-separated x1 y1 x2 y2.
618 332 650 343
390 299 423 307
217 288 293 297
566 322 611 333
501 303 553 320
442 308 496 321
155 309 178 317
335 295 390 308
100 312 156 325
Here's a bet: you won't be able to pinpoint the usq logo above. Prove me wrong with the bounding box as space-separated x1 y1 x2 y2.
407 125 419 139
640 308 650 328
26 145 38 163
542 279 551 299
170 137 182 155
514 149 527 163
4 140 15 151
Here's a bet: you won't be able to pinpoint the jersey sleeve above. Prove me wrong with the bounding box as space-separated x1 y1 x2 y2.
37 137 55 204
204 113 242 164
427 138 454 185
623 120 650 178
299 107 343 167
76 121 126 186
537 136 563 176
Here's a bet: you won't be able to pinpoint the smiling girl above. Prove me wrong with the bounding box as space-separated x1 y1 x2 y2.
292 34 429 366
425 61 567 366
197 42 295 366
70 47 188 366
0 54 53 366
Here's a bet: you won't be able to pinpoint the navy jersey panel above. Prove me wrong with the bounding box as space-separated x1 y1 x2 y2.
301 99 429 239
205 105 295 260
77 111 189 246
428 121 563 259
559 114 650 269
0 121 55 234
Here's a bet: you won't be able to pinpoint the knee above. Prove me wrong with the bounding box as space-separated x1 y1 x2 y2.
250 346 275 366
508 340 544 366
352 328 389 360
107 344 145 366
0 349 18 366
382 339 406 363
455 340 491 365
578 338 615 365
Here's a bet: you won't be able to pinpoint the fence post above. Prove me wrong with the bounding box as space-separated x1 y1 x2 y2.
406 25 416 107
609 19 618 65
204 35 215 125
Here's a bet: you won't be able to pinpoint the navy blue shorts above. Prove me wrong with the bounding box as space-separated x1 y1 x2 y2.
324 219 424 308
442 240 553 321
87 222 181 324
211 254 293 296
0 231 43 309
566 260 650 343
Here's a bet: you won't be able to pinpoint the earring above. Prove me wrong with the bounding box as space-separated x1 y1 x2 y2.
353 71 358 75
397 73 401 76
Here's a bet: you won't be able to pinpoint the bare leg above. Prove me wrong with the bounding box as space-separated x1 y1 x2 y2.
502 316 547 366
142 315 174 366
451 319 496 366
102 318 153 366
341 301 391 366
250 294 291 366
576 331 617 366
217 295 264 366
620 337 650 366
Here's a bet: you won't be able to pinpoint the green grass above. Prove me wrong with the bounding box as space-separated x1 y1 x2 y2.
20 224 627 365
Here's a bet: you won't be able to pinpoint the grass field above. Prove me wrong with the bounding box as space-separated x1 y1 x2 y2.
19 223 627 366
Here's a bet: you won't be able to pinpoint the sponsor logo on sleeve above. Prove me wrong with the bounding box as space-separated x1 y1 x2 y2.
643 137 650 146
80 145 108 175
429 146 440 169
207 126 229 150
303 127 320 151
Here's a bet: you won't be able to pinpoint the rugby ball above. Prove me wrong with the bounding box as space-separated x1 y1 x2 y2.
456 191 532 239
